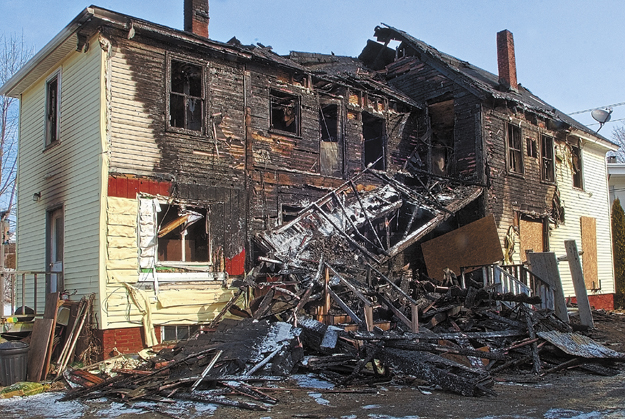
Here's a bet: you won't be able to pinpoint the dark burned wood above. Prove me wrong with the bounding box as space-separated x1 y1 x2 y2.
523 306 541 374
168 391 269 411
221 380 278 404
381 348 490 396
327 288 363 326
384 340 505 360
353 329 526 341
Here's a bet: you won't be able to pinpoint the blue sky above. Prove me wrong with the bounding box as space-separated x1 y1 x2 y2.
2 0 625 135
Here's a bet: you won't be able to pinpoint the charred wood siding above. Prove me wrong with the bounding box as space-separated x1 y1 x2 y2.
482 107 557 250
384 57 480 179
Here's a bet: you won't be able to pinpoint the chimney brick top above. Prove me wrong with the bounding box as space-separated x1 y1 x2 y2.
497 29 518 91
184 0 209 38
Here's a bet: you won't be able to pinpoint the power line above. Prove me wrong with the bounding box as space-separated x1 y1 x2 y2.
569 102 625 115
587 117 625 127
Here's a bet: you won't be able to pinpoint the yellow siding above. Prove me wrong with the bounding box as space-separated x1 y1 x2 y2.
17 34 104 313
550 140 614 297
103 196 240 329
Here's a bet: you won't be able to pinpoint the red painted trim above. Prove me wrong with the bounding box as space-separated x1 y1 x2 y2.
108 176 171 199
225 249 245 276
570 293 615 311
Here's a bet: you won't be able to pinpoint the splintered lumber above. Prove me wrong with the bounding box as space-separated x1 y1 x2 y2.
353 329 526 341
191 350 223 392
523 307 541 374
208 290 243 328
27 318 55 382
385 341 505 361
221 380 278 404
381 348 490 396
43 292 61 379
169 391 268 411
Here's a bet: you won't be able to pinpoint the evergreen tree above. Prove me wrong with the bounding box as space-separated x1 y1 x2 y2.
611 198 625 306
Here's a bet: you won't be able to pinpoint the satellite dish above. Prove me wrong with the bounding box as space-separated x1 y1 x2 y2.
591 108 612 132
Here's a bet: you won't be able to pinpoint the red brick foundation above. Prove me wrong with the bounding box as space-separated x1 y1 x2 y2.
570 293 615 311
96 326 162 359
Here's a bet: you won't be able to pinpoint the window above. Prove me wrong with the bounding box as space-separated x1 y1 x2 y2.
541 135 554 182
507 124 523 174
526 138 537 158
571 143 583 189
162 324 199 342
45 73 60 146
157 204 209 262
320 104 342 176
281 204 305 224
270 90 300 135
169 59 203 132
363 112 386 170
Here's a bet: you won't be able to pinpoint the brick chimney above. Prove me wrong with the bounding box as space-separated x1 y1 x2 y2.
184 0 209 38
497 30 517 91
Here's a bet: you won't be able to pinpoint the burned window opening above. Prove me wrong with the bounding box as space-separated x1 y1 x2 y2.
541 135 554 182
320 104 342 176
281 204 305 224
45 73 60 146
363 112 386 170
157 204 210 263
169 59 203 132
526 138 538 158
571 143 583 189
428 100 454 176
270 90 300 135
507 124 523 174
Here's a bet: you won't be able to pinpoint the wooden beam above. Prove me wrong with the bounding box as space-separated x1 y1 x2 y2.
564 240 594 328
527 252 569 323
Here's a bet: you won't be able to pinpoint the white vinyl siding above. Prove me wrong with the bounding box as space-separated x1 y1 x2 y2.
550 140 614 298
17 34 103 312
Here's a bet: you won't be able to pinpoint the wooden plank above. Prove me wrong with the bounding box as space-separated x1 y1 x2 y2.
565 240 594 328
527 252 569 323
43 292 61 379
519 218 544 263
27 318 54 382
580 216 598 290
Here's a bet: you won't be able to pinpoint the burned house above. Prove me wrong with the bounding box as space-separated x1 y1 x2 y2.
0 0 617 360
359 25 617 307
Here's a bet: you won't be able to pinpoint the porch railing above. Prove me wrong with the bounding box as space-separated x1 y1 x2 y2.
460 263 554 311
1 270 64 319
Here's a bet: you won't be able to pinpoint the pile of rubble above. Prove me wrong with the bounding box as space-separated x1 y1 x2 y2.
58 169 625 411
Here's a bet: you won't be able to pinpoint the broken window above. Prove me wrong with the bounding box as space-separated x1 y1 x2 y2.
281 204 305 224
571 143 583 189
526 138 537 158
507 124 523 174
428 100 454 176
270 90 299 135
157 204 209 262
541 135 554 182
362 112 385 170
320 104 342 176
45 72 60 146
169 59 203 132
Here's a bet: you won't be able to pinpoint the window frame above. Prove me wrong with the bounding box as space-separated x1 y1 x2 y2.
269 89 301 136
44 70 61 148
571 141 584 190
540 134 555 183
166 54 206 135
506 123 524 175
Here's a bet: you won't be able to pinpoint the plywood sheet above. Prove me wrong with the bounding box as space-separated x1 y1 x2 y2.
580 216 598 290
421 215 503 281
519 219 544 263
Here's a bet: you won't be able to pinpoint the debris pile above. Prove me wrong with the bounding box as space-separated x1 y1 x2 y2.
57 170 625 411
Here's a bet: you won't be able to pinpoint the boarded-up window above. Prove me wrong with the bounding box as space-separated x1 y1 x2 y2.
270 90 300 135
363 112 385 170
519 218 545 263
169 59 203 132
320 104 341 176
541 135 554 182
45 73 60 146
507 124 523 174
580 216 599 290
